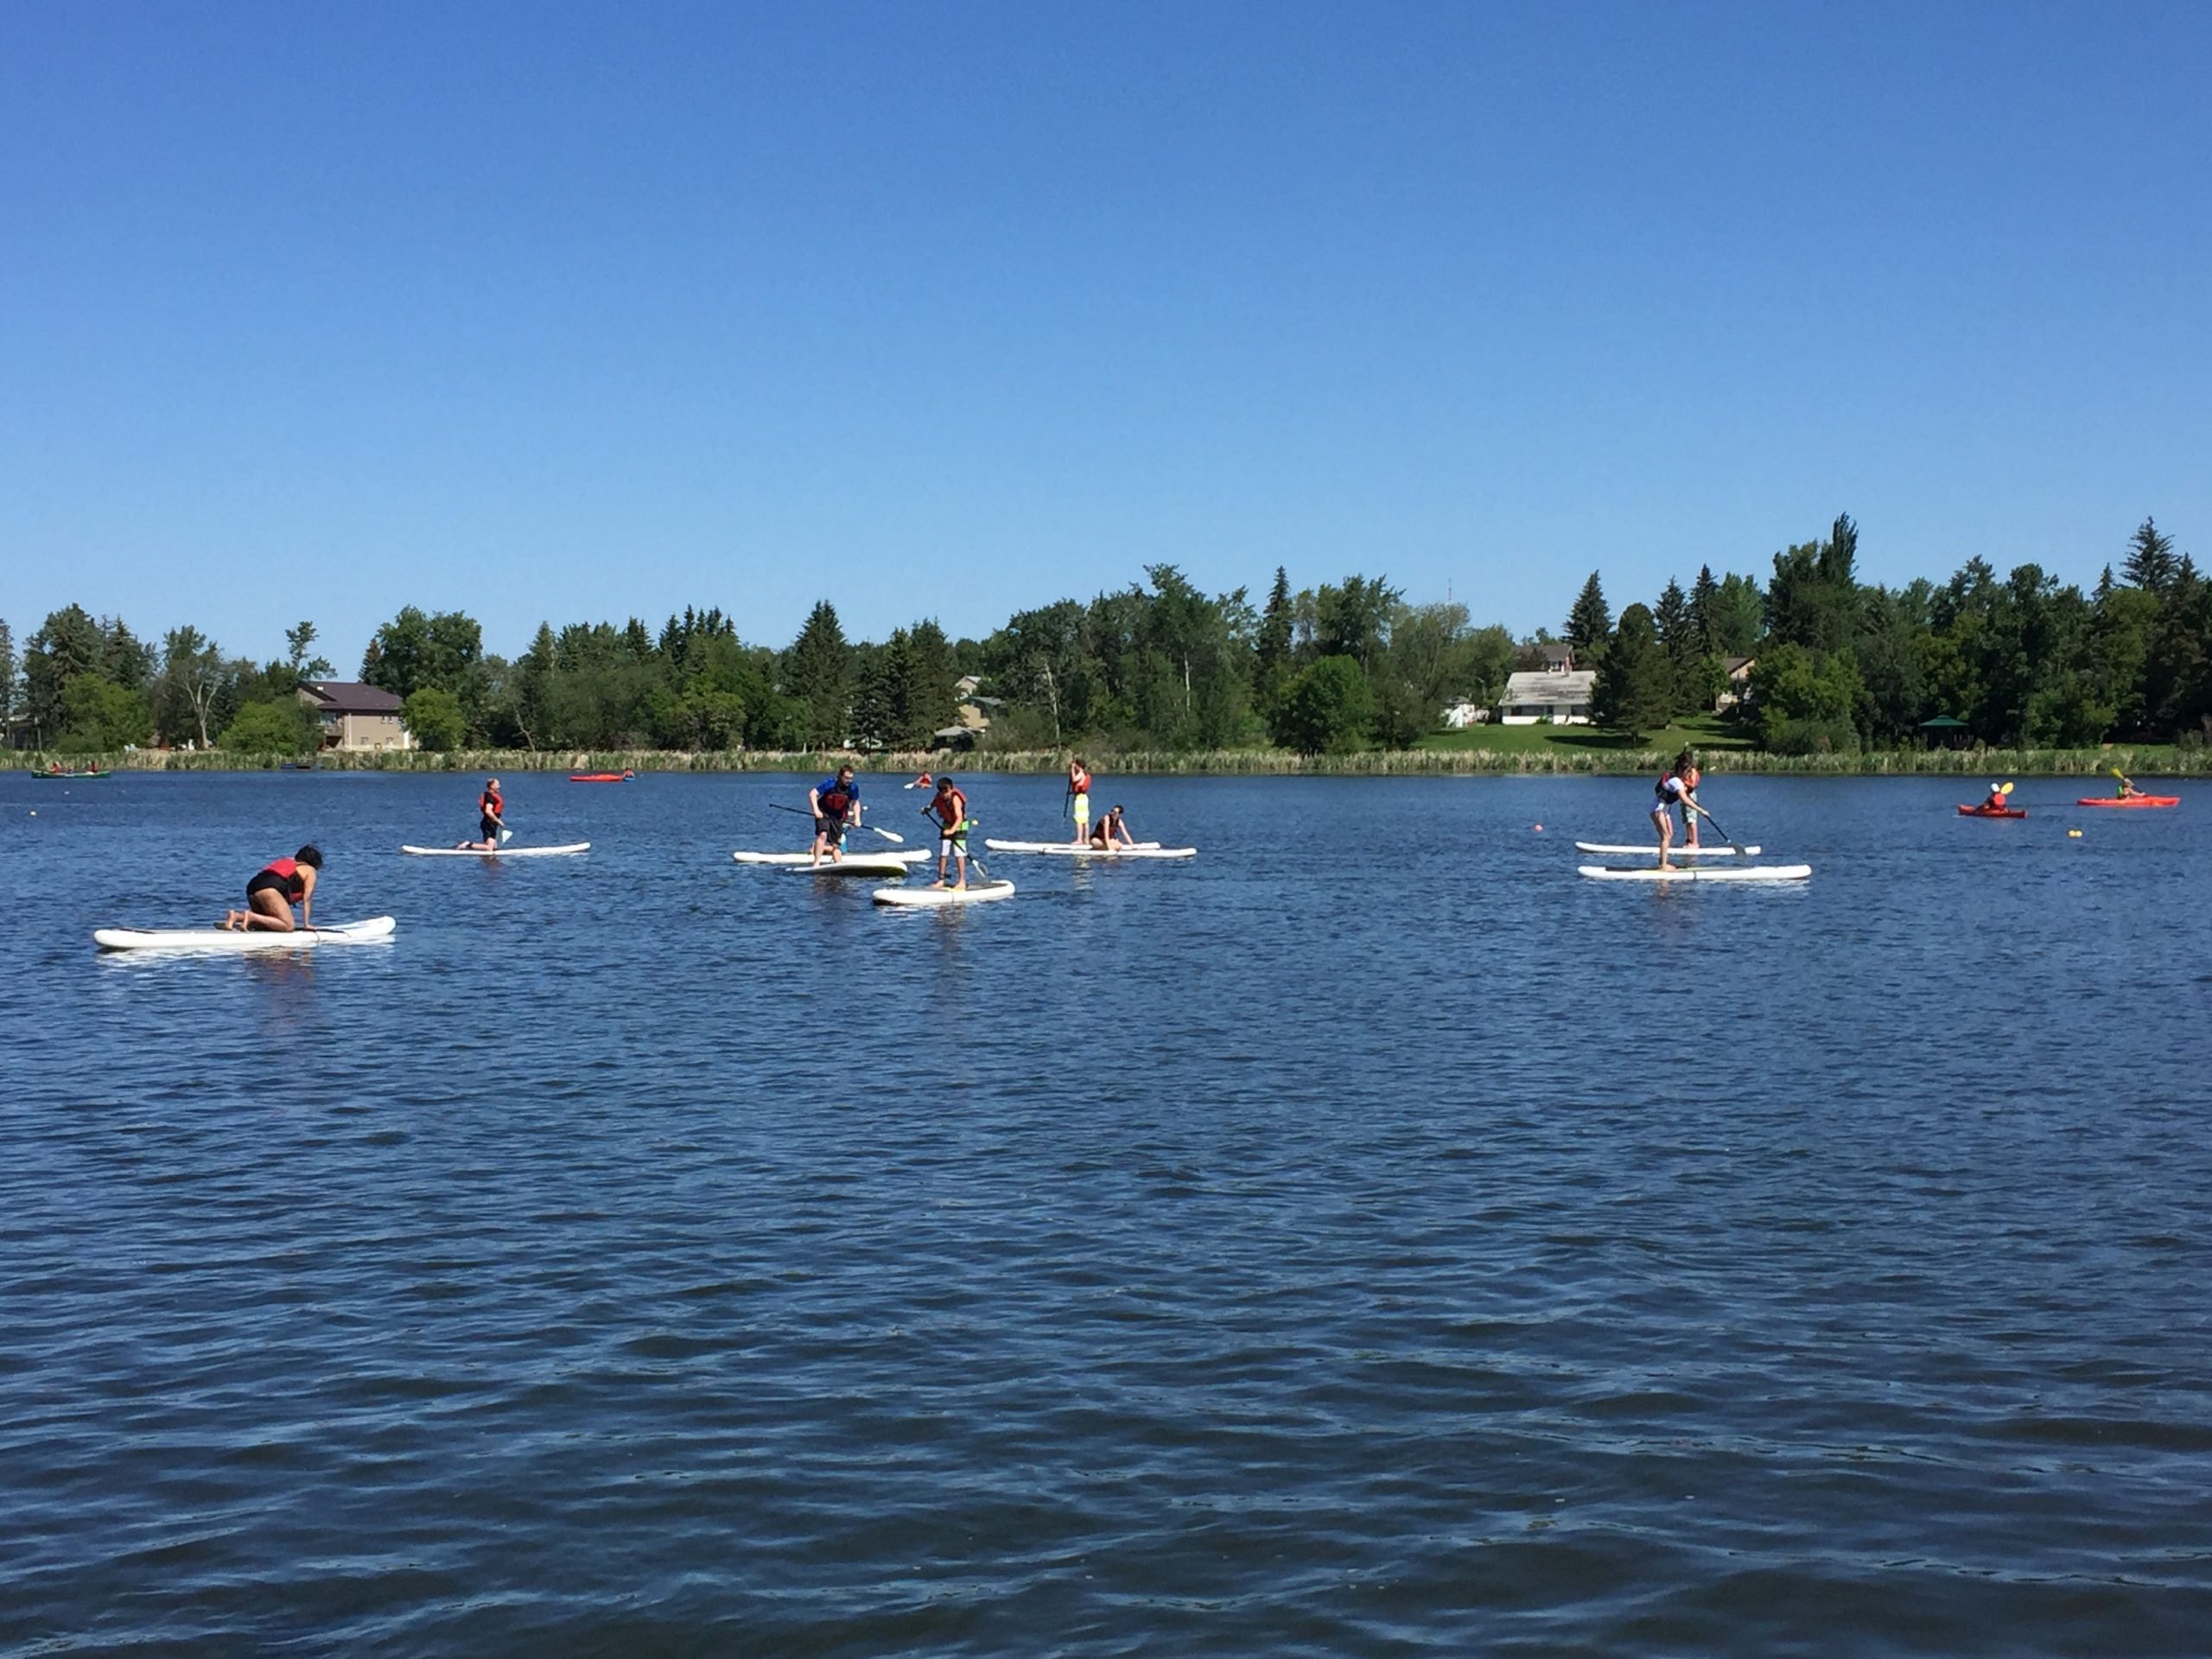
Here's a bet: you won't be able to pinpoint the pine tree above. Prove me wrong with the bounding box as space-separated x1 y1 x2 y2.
785 601 854 747
897 620 957 745
1590 603 1674 737
1653 578 1695 706
1565 572 1611 663
1688 565 1721 655
2124 517 2179 593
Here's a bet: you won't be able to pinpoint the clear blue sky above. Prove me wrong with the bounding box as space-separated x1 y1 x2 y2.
3 1 2207 671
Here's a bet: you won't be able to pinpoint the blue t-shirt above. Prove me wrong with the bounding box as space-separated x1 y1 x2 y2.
815 777 858 816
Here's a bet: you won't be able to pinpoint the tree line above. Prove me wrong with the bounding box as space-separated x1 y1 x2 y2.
3 512 2203 755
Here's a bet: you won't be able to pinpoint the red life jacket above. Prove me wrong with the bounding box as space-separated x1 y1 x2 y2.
260 857 307 899
1071 769 1090 795
481 789 502 818
933 791 966 830
819 788 852 818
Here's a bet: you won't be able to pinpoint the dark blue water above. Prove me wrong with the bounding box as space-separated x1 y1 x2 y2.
4 770 2209 1656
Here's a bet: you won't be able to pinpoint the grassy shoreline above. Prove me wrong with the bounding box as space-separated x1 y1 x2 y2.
19 744 2204 777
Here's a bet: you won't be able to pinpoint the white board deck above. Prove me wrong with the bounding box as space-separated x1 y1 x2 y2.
785 856 912 878
1577 864 1811 883
981 840 1195 859
871 880 1017 907
94 917 399 951
401 842 591 857
1573 842 1761 857
733 849 928 866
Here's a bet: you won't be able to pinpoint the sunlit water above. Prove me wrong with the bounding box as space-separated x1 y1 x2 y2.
3 769 2209 1656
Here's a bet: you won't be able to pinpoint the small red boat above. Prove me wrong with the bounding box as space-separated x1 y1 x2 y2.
1957 804 2026 818
2076 795 2178 809
569 770 635 783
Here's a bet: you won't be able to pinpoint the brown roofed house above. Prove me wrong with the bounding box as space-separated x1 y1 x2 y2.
297 681 411 752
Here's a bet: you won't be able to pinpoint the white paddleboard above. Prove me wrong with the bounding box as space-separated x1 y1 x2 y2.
1573 842 1760 857
981 840 1194 859
786 856 912 878
94 917 399 951
1577 864 1811 883
733 849 927 866
401 842 591 857
871 880 1017 907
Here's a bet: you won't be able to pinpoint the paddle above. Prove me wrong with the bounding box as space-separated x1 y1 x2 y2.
918 802 988 883
1687 799 1748 858
766 799 903 846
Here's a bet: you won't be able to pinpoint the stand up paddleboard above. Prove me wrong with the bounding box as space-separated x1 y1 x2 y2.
401 843 591 856
1577 865 1811 883
981 840 1195 859
1573 842 1760 857
871 880 1016 907
734 849 928 866
786 855 912 878
94 917 399 951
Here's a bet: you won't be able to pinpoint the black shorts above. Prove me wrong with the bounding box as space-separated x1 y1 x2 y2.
246 872 295 903
481 815 501 840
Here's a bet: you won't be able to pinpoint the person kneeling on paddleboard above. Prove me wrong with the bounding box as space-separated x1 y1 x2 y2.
461 778 506 850
1067 757 1092 845
925 775 969 889
223 845 322 931
1090 804 1136 851
809 766 861 865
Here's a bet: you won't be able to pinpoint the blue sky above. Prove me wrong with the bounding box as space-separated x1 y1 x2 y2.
3 1 2207 670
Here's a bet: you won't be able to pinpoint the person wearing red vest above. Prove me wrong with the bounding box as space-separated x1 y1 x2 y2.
1067 757 1092 844
461 779 506 850
222 846 323 931
925 776 970 889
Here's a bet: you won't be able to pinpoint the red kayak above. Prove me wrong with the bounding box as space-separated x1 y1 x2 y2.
569 770 635 783
2076 795 2178 809
1958 804 2026 818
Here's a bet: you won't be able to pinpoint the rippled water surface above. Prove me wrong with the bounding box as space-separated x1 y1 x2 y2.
4 769 2209 1656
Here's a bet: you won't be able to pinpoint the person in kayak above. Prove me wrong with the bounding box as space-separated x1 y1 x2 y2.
222 846 323 931
1651 752 1715 869
925 774 970 889
460 778 506 849
1089 803 1137 851
2114 771 2139 800
1067 757 1092 845
809 766 862 864
1983 783 2012 812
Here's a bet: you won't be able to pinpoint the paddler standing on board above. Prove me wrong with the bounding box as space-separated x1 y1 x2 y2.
221 845 322 931
925 774 970 889
1652 751 1715 870
1067 756 1092 845
459 777 507 850
808 766 862 865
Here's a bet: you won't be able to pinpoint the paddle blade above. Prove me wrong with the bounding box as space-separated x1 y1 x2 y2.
871 825 905 844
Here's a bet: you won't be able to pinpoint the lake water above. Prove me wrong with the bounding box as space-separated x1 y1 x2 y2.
4 769 2209 1656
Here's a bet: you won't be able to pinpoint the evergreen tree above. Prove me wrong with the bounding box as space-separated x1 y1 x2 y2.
898 619 957 745
1590 604 1674 737
1653 578 1696 701
2124 517 2179 593
1688 565 1721 656
785 601 854 747
24 605 105 738
1565 572 1611 662
102 619 156 693
0 618 15 725
285 620 331 684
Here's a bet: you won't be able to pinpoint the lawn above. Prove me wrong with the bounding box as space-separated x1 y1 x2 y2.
1419 713 1753 755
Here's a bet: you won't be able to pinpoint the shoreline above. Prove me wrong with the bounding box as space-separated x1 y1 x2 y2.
16 745 2204 778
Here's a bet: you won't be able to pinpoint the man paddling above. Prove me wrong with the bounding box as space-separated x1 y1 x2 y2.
221 845 322 931
925 774 970 889
460 777 506 850
808 766 862 865
1067 756 1092 845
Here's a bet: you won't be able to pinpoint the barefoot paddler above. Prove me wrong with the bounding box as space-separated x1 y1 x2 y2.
925 774 971 889
459 777 507 850
1651 751 1717 870
808 766 861 865
1090 803 1137 851
1067 756 1092 845
222 845 323 932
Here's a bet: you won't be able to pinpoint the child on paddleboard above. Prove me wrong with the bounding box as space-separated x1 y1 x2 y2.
461 779 506 850
1090 804 1136 851
925 775 970 889
1652 752 1713 870
1067 757 1091 845
809 766 861 865
222 846 322 931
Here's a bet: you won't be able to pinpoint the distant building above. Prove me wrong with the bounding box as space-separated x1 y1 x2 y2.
1497 670 1596 725
298 681 411 752
1442 699 1491 729
1716 656 1758 711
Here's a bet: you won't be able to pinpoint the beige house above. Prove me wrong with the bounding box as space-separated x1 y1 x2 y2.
298 681 412 752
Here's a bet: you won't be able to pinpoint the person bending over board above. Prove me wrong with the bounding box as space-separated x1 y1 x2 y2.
925 775 970 889
1090 804 1137 851
1067 757 1092 844
809 766 861 865
222 846 322 931
1652 753 1713 870
460 778 506 850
